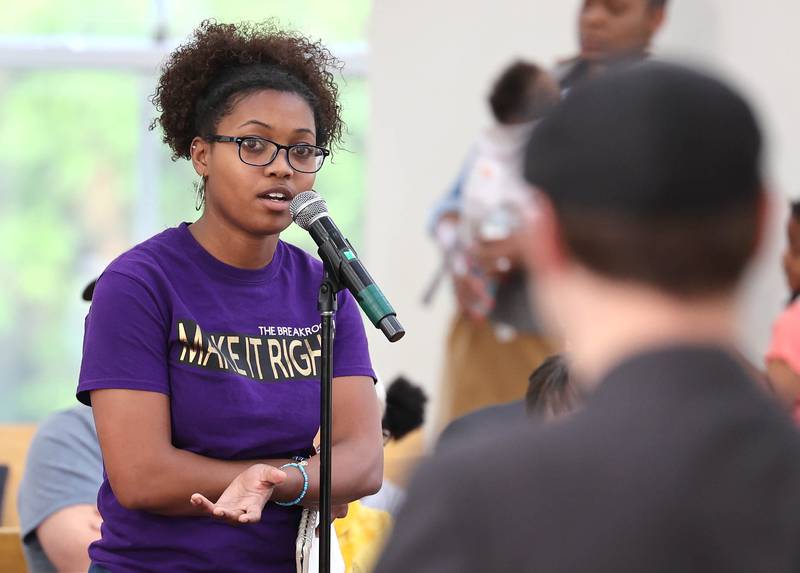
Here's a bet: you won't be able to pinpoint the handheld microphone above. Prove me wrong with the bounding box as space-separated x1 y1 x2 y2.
290 191 405 343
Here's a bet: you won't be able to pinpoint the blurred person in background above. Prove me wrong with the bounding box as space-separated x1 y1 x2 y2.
17 282 102 573
430 61 561 424
335 376 428 573
765 200 800 423
430 0 668 426
523 354 577 420
18 408 101 573
77 20 383 573
436 354 576 451
559 0 667 90
377 62 800 573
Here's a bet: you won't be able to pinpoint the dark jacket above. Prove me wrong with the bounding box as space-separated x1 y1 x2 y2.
375 345 800 573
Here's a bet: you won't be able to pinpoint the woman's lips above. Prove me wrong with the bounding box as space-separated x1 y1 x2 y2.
255 192 292 213
257 196 291 212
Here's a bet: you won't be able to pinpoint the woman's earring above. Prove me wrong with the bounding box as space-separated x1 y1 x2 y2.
194 175 206 212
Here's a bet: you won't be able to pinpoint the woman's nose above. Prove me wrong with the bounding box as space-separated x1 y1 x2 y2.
265 148 293 178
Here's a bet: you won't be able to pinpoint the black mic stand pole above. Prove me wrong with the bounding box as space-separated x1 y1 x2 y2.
317 267 341 573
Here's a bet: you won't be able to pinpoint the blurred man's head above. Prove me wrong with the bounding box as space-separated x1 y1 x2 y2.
522 63 764 350
578 0 667 62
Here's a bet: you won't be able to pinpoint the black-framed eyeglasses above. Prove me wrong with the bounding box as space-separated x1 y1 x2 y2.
209 135 330 174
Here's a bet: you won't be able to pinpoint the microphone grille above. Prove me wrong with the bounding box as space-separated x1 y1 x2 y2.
290 191 329 230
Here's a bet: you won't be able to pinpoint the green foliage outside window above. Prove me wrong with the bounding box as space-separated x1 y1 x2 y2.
0 1 369 421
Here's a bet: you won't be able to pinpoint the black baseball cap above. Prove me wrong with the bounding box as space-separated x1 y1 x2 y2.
82 279 97 301
524 62 762 215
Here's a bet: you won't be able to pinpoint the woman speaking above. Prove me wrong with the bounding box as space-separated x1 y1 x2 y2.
77 20 383 573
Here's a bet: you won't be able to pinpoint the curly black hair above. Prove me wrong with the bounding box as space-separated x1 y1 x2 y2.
382 376 427 442
151 19 344 160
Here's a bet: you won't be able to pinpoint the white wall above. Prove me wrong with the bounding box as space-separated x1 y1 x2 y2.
654 0 800 362
364 0 800 422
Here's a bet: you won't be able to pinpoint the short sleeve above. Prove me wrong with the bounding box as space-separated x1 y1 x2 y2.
17 408 103 541
332 289 376 381
77 270 170 405
766 304 800 374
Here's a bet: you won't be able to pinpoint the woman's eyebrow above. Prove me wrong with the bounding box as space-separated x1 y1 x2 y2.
238 119 272 129
236 119 315 137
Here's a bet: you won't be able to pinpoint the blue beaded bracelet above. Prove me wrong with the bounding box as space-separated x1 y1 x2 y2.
275 462 309 507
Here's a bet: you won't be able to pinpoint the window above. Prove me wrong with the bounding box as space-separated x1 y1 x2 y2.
0 1 369 421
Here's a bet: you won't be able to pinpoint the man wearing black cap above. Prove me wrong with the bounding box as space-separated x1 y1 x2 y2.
375 63 800 572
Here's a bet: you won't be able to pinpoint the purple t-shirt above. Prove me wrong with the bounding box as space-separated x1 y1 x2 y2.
77 223 375 573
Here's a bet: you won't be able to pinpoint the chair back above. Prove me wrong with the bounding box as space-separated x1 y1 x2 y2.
0 425 37 527
0 526 27 573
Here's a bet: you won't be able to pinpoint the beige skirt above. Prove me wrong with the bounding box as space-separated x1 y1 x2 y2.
437 313 559 427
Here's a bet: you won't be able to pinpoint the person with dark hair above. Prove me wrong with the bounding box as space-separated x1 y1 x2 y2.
429 0 669 427
376 63 800 572
76 20 383 573
488 61 559 124
765 200 800 422
558 0 667 90
524 354 577 419
430 60 560 425
332 376 428 573
381 376 428 444
436 354 575 451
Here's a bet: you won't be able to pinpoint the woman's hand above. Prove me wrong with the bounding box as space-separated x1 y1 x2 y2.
190 463 287 525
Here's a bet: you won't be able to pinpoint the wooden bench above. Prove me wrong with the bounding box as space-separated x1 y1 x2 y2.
0 425 37 528
0 526 27 573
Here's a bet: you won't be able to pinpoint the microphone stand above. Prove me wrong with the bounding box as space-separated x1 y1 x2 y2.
317 267 342 573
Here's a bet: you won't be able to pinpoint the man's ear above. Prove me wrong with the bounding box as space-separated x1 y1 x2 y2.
753 185 774 258
190 136 209 177
647 5 667 38
522 190 570 276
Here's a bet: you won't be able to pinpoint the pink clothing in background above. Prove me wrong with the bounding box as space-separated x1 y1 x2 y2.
766 301 800 424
